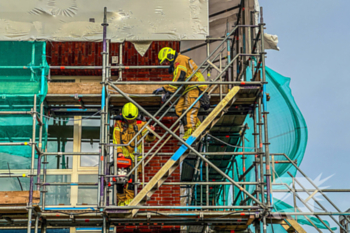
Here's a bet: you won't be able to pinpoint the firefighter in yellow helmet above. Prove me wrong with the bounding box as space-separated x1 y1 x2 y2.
153 47 207 140
113 102 156 206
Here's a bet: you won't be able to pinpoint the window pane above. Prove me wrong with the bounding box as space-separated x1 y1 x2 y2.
81 118 100 167
43 175 71 206
80 142 99 167
78 174 98 205
46 118 73 169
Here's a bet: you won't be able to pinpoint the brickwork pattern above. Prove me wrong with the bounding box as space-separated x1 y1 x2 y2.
46 41 180 81
47 42 181 232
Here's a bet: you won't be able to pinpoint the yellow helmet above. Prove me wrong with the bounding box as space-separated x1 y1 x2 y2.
122 102 139 120
158 47 176 64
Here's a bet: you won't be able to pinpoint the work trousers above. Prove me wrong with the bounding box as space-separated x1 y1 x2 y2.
117 162 142 204
175 89 200 131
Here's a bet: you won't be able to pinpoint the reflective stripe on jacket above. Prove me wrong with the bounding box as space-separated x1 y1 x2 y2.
163 53 207 94
113 120 156 161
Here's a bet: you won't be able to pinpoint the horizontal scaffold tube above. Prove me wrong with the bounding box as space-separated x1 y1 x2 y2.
272 189 350 193
35 181 259 186
0 142 29 146
43 152 100 156
110 81 262 85
104 205 259 210
0 111 32 115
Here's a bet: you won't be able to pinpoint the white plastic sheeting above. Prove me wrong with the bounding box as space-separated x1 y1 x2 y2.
180 0 279 75
180 0 244 80
0 0 209 42
264 33 280 51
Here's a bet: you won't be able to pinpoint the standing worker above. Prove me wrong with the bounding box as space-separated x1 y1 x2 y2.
113 102 156 206
153 47 207 140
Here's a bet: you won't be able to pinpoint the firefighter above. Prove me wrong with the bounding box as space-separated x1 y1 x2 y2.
113 102 156 206
153 47 207 140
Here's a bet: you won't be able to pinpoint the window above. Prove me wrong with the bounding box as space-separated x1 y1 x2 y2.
80 119 100 167
44 175 71 205
47 118 74 169
77 175 98 205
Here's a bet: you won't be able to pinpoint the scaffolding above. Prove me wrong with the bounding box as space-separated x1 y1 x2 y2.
0 3 349 233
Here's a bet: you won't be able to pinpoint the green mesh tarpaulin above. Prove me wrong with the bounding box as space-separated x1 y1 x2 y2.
0 41 48 165
215 66 335 230
219 66 308 205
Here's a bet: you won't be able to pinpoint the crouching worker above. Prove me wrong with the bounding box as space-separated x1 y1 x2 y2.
153 47 207 140
113 102 156 206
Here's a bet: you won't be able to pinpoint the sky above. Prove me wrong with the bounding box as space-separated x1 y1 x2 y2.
261 0 350 231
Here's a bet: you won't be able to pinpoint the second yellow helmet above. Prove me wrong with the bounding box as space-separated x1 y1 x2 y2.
158 47 176 64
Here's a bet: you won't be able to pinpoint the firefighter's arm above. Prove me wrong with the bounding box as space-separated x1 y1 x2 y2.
163 59 187 93
141 124 156 142
113 121 123 154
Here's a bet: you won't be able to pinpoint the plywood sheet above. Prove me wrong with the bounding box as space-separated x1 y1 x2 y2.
0 191 40 205
48 82 163 94
48 82 229 94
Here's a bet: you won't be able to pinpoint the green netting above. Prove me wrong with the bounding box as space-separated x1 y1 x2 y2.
0 41 48 162
214 66 335 230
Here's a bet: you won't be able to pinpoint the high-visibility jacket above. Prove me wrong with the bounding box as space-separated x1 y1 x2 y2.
113 120 156 162
163 53 207 94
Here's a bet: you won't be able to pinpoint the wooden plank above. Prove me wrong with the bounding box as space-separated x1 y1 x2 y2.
48 82 230 95
129 87 240 218
48 83 163 94
0 191 40 205
246 214 255 226
282 219 307 233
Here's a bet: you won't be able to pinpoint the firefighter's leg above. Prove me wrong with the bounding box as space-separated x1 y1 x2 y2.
175 95 187 128
116 184 126 206
183 89 200 140
124 160 143 205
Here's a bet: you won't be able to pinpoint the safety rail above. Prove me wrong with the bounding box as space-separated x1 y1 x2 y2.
0 4 348 233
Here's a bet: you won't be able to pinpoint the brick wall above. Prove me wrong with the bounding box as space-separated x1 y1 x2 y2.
47 42 181 232
143 116 181 209
46 41 179 81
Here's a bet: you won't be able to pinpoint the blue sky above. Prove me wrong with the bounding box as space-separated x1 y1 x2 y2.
262 0 350 231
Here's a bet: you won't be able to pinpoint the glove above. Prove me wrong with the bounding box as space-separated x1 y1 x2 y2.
153 87 164 95
162 91 173 103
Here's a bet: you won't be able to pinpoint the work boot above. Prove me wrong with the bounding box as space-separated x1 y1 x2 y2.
118 201 125 206
124 199 133 206
183 128 194 140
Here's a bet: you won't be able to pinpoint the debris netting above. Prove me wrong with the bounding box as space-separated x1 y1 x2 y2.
216 66 334 230
0 41 48 168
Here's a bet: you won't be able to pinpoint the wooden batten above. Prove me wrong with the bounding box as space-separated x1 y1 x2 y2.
48 82 228 95
0 191 40 205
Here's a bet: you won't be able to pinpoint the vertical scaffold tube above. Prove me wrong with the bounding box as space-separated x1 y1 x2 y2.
105 39 110 207
118 44 123 81
42 99 48 209
99 6 109 209
242 130 246 201
41 42 46 95
27 94 37 233
205 137 209 207
34 215 39 233
260 7 272 208
36 102 44 190
258 98 264 204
